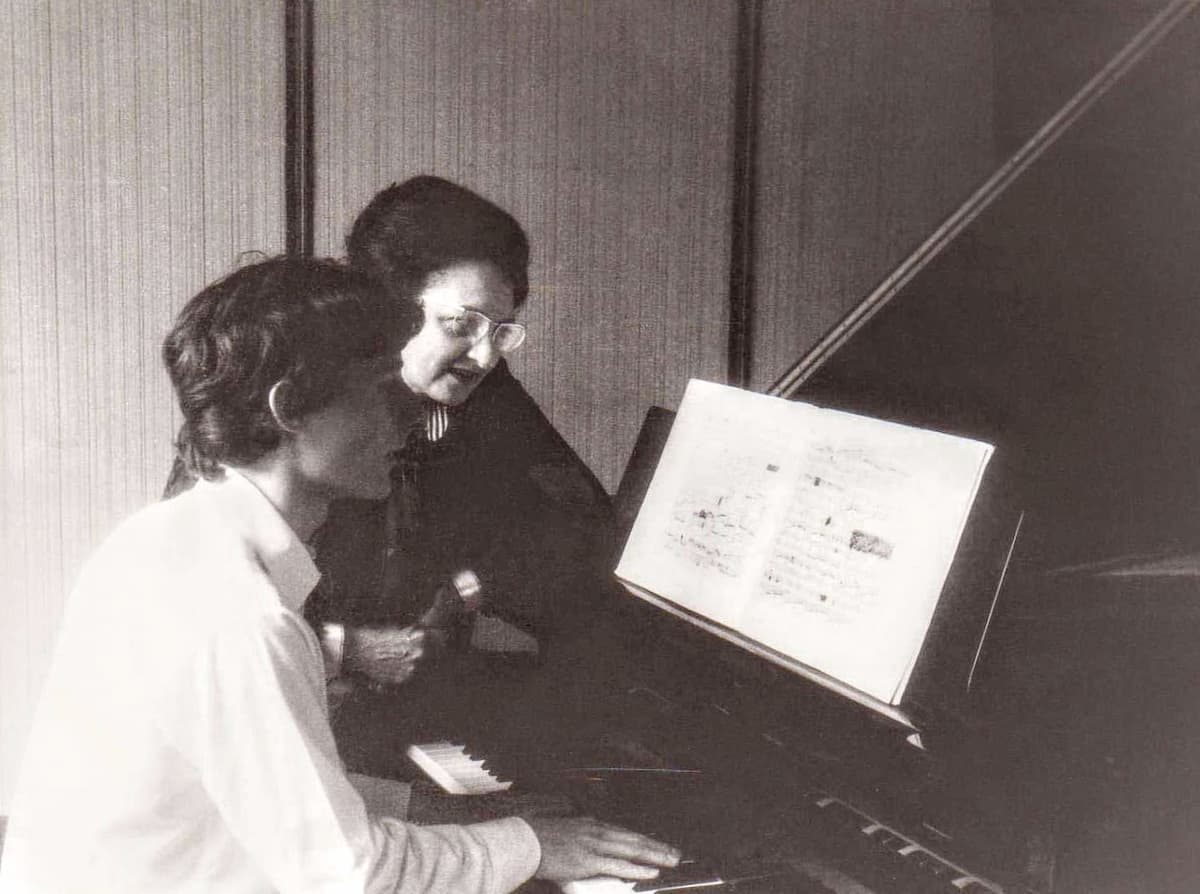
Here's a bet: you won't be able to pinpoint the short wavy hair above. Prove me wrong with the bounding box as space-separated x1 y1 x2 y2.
347 175 530 309
162 256 411 479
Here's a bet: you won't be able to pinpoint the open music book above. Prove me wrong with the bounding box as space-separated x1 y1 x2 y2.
616 380 994 717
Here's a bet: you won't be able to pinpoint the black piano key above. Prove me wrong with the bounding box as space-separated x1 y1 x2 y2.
806 796 1003 894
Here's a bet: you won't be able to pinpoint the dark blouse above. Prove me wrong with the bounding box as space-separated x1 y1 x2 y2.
301 361 617 649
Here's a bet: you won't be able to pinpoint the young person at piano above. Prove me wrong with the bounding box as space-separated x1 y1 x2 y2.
0 257 679 894
165 175 618 690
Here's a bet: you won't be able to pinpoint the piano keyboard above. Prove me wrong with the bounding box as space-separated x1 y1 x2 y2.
405 741 513 795
407 741 738 891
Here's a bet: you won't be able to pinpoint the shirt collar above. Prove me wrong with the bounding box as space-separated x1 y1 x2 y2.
200 468 321 614
424 401 453 442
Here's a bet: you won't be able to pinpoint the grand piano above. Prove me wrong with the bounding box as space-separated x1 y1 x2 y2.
333 3 1200 891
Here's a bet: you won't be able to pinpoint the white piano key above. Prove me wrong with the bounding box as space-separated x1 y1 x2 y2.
562 876 725 893
561 878 638 894
406 741 513 795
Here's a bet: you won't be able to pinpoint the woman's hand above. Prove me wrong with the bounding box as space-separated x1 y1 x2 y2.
344 625 437 688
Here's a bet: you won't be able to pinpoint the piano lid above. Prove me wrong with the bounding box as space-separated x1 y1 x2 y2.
771 0 1200 571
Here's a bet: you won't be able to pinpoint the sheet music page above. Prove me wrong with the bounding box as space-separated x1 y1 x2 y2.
617 380 993 706
617 382 815 627
736 407 991 702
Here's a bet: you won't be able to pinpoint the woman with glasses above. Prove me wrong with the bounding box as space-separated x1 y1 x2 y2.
305 175 619 693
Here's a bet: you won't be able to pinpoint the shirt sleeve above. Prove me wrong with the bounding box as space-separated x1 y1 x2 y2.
346 772 411 820
155 605 540 894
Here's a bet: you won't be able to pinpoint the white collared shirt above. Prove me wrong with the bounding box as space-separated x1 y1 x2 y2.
0 471 538 894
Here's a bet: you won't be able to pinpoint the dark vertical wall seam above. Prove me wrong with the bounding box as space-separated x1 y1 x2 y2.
285 0 314 256
727 0 762 387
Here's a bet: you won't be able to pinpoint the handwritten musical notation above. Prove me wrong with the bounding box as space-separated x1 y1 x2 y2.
617 380 993 705
663 451 780 578
758 443 908 626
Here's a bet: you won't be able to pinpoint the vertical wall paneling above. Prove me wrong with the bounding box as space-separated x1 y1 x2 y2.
1 0 57 818
286 0 316 256
314 0 738 491
751 1 996 391
726 0 763 389
0 0 287 811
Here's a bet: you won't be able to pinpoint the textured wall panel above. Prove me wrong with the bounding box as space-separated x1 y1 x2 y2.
752 1 995 391
314 0 737 490
0 0 285 810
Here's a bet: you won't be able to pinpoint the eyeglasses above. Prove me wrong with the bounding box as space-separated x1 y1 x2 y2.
426 303 527 353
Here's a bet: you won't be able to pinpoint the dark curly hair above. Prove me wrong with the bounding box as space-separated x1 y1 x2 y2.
347 175 530 309
162 257 414 479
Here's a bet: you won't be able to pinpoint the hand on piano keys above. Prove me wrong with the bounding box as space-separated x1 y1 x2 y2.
407 742 687 887
522 815 684 888
405 741 809 892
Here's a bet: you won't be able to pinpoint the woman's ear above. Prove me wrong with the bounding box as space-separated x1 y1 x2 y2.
267 380 301 433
